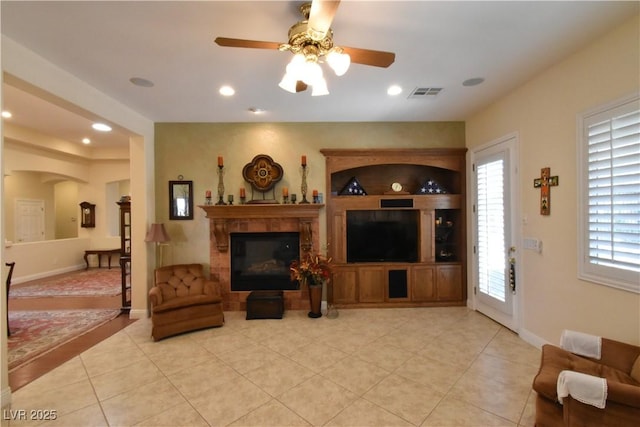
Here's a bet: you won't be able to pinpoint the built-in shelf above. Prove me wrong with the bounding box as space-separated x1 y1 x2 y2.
321 148 467 308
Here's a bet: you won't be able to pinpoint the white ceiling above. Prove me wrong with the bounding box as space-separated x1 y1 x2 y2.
1 1 638 148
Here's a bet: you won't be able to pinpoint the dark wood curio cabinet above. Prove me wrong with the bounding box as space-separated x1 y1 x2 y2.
117 200 131 309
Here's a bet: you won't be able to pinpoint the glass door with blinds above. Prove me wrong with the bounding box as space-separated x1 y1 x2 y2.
472 135 519 330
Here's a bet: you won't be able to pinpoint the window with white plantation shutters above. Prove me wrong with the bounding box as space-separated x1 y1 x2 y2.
578 95 640 293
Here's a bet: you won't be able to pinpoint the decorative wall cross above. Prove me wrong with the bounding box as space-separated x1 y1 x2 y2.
533 167 559 215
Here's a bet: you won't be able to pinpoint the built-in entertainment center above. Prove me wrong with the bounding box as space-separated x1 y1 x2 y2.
321 148 467 308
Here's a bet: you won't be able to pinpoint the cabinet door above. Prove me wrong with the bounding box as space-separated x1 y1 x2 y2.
412 266 436 301
358 266 385 302
331 268 357 303
436 265 462 301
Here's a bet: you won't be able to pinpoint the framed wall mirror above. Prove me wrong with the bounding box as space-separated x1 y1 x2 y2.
169 180 193 220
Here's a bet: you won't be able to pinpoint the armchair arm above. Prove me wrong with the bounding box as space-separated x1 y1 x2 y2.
606 379 640 408
557 370 607 409
149 286 164 307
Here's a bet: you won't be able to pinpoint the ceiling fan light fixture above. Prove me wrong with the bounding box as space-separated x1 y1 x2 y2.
311 78 329 97
301 60 323 86
327 48 350 76
278 73 298 93
286 53 306 81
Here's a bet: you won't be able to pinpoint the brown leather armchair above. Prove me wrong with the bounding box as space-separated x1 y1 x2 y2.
149 263 224 341
532 332 640 426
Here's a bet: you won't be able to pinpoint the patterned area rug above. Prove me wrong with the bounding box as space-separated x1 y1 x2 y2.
9 269 121 298
7 309 121 371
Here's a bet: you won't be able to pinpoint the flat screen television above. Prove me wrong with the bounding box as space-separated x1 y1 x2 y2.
346 210 419 263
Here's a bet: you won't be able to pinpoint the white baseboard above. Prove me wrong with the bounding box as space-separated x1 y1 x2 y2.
11 264 86 285
0 386 12 410
518 327 550 349
128 309 148 320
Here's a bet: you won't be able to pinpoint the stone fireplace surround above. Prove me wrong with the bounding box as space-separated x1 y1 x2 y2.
199 204 323 311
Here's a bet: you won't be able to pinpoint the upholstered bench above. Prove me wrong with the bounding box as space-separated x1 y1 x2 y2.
246 290 284 320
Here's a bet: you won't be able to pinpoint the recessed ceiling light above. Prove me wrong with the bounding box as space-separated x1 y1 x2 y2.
219 85 235 96
387 85 402 96
462 77 485 87
1 111 12 118
92 122 112 132
129 77 154 87
82 138 91 144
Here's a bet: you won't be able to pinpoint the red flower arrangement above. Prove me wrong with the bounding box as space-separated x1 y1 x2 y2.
290 252 332 287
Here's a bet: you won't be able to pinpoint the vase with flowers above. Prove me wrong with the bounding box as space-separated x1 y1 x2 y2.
290 252 332 318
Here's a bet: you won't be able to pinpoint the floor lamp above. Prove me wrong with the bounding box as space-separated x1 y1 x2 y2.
145 223 171 267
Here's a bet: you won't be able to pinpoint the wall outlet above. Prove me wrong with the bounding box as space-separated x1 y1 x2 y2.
523 237 542 253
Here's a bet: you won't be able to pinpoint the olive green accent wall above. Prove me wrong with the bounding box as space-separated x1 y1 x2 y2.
154 121 464 267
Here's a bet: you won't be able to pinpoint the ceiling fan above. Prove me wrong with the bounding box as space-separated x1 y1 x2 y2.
214 0 396 95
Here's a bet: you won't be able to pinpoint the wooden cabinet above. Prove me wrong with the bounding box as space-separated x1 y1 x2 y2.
358 266 386 303
117 200 131 309
436 265 462 301
331 267 358 304
412 266 436 301
321 148 467 308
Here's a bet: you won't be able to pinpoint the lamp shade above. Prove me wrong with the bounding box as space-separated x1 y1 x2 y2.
145 223 170 243
311 78 329 96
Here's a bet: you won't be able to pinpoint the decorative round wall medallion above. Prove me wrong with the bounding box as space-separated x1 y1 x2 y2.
391 182 403 192
242 154 284 192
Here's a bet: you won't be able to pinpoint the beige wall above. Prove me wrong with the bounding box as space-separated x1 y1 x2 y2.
466 15 640 345
154 122 465 268
54 180 78 239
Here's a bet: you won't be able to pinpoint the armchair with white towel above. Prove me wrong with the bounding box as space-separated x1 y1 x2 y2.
532 329 640 426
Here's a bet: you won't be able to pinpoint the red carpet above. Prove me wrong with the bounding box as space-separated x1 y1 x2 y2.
7 309 121 371
9 269 121 298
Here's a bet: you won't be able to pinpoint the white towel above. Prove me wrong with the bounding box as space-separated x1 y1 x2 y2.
557 370 608 409
560 330 602 359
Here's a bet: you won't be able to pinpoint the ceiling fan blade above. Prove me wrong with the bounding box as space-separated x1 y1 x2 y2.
341 46 396 68
307 0 341 40
296 81 308 92
214 37 281 50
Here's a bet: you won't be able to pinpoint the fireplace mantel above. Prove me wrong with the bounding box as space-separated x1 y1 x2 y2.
199 204 324 252
199 203 324 311
199 203 323 220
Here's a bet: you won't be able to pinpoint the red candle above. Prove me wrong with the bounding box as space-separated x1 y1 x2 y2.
301 155 307 166
240 188 246 198
218 156 223 167
312 189 318 197
283 187 289 197
205 190 211 198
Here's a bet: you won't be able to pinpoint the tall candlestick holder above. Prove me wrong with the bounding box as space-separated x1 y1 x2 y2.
216 165 227 205
300 165 310 204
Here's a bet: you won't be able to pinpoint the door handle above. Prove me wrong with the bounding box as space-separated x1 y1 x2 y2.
508 246 516 293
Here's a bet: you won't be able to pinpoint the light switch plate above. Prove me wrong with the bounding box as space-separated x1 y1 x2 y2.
523 237 542 253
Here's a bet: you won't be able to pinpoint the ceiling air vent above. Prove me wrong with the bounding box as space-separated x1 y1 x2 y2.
408 87 443 99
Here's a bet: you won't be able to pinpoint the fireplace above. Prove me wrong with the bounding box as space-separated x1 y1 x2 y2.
230 232 300 291
199 203 323 311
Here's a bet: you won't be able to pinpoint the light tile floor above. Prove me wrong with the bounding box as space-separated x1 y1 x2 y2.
5 307 541 427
